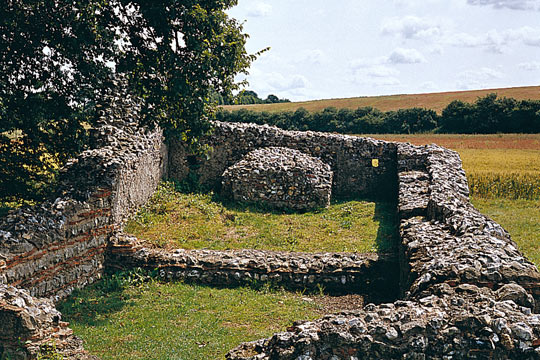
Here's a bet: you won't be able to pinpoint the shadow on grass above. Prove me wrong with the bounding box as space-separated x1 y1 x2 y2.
373 200 399 253
57 273 142 327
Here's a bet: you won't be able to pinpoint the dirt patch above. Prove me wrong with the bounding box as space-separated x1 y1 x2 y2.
305 294 365 315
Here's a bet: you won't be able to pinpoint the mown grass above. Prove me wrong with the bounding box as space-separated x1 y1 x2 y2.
222 86 540 114
58 271 323 360
125 181 397 253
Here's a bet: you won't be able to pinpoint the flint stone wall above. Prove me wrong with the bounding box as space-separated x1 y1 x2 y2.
1 117 539 359
107 233 399 303
222 147 333 211
0 86 166 358
169 121 397 199
226 138 540 360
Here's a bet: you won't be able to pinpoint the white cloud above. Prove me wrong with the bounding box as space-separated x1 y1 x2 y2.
388 48 427 64
456 67 505 89
518 61 540 70
467 0 540 11
247 2 272 17
381 16 444 40
419 81 438 91
265 72 310 91
351 65 401 87
429 44 444 55
349 48 427 68
296 49 328 65
446 26 540 52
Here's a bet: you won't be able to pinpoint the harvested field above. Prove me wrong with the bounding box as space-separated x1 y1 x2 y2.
222 86 540 114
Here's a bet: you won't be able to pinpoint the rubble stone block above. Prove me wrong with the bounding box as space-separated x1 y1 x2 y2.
222 147 333 211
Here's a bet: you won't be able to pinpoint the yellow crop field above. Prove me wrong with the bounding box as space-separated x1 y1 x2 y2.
222 85 540 114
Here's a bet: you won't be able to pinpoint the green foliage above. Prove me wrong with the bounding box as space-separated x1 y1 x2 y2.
209 88 290 105
216 105 438 134
1 0 257 205
37 342 63 360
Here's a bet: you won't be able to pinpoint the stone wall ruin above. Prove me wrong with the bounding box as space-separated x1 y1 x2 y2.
1 114 539 359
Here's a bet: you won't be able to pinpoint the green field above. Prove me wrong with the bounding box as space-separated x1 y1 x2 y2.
58 275 324 360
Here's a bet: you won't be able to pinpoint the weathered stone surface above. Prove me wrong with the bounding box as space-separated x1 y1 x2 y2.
222 147 333 211
227 284 540 360
0 80 166 358
0 284 97 359
107 233 399 302
169 121 398 198
0 81 166 301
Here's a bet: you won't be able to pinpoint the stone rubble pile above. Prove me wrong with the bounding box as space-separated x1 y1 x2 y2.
222 147 333 211
0 284 97 359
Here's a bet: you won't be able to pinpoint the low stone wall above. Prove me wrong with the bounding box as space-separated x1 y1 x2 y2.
0 87 166 358
107 233 399 302
397 143 540 308
227 283 540 360
169 121 397 199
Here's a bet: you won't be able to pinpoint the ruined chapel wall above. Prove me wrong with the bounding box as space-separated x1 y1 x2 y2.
227 136 540 360
169 121 397 198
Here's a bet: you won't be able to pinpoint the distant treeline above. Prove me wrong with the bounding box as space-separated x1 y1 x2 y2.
216 94 540 134
210 89 291 105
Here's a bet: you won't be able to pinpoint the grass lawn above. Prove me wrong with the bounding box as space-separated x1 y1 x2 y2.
58 276 324 360
125 182 397 254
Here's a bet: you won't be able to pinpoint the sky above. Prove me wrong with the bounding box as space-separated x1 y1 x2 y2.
227 0 540 102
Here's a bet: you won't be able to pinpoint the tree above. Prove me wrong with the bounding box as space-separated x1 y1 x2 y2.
0 0 257 204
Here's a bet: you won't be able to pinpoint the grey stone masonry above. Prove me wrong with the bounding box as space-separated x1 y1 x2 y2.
227 283 540 360
169 121 397 199
0 80 166 359
225 133 540 360
107 233 399 302
222 147 333 211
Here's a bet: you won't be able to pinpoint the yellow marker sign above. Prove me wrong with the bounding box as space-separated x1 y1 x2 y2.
372 159 379 168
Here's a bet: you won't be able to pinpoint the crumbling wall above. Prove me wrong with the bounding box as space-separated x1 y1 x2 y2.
169 121 397 199
225 137 540 360
0 85 166 358
107 233 399 303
